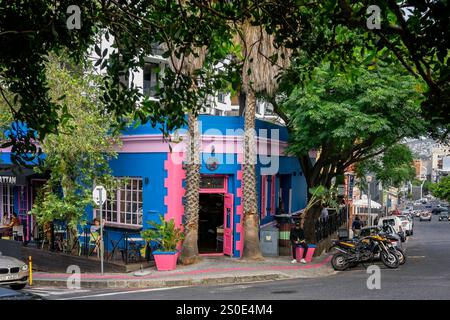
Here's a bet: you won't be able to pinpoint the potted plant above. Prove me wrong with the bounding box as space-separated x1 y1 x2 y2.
141 215 184 271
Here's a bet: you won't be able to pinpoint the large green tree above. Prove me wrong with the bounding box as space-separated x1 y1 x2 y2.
275 61 427 241
29 55 120 249
430 177 450 203
355 144 416 188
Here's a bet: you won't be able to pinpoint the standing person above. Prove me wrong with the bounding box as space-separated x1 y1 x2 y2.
320 204 329 222
373 216 379 226
352 216 362 237
290 221 308 264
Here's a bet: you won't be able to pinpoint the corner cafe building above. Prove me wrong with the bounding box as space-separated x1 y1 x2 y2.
1 116 308 257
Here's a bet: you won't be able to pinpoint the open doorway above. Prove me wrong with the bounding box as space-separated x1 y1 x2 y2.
198 193 224 254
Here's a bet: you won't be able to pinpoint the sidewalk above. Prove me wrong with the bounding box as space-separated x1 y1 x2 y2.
32 254 336 289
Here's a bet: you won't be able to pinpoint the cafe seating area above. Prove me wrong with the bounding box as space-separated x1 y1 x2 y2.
1 220 154 267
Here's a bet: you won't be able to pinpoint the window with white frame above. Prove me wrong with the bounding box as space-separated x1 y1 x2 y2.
95 178 143 227
143 62 160 97
1 185 14 219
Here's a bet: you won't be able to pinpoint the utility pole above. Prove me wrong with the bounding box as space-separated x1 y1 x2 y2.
367 175 373 226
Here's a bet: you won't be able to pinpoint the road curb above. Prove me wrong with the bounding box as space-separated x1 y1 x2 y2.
32 273 291 289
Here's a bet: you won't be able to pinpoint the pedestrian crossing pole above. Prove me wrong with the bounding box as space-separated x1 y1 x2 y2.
100 191 104 276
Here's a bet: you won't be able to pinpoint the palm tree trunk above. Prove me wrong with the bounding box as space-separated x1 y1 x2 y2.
242 89 263 260
180 112 201 265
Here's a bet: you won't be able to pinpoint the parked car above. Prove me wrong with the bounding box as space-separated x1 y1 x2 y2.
419 212 432 222
438 211 449 222
378 216 406 242
0 287 42 300
0 251 29 290
398 215 413 236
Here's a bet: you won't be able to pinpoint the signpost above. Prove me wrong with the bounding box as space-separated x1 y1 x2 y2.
345 173 355 235
92 186 107 275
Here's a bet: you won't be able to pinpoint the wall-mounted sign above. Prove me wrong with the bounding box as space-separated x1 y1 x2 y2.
0 176 16 185
205 157 219 171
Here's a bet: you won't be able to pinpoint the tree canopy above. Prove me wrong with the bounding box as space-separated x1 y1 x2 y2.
1 1 449 165
430 177 450 202
278 60 427 189
355 143 416 188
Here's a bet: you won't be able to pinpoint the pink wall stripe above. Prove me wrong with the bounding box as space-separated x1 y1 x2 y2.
235 166 244 257
118 134 288 156
163 152 185 227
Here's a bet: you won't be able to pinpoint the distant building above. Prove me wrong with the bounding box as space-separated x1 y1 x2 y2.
431 145 450 182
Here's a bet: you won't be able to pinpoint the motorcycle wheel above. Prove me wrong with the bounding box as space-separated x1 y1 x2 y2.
331 253 350 271
381 250 400 268
391 248 406 265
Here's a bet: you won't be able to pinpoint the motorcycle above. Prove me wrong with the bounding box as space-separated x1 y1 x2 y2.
330 235 400 271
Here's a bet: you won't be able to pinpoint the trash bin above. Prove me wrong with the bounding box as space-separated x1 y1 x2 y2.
260 226 279 257
277 220 293 256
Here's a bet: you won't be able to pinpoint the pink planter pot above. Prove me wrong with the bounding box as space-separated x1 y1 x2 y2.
153 251 178 271
295 245 317 263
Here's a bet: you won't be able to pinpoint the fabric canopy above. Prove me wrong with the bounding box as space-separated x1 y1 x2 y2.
353 197 382 209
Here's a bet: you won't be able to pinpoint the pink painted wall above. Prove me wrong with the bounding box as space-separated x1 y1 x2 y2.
163 152 185 227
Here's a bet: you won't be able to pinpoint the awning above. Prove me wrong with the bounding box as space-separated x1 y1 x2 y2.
352 196 382 209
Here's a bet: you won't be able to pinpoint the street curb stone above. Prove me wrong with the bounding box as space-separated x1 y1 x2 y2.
32 273 291 289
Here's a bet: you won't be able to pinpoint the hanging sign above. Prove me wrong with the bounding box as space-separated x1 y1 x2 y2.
0 176 16 185
206 157 219 171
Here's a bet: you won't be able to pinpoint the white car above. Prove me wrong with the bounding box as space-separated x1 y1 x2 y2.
0 252 29 290
398 215 413 236
378 216 406 242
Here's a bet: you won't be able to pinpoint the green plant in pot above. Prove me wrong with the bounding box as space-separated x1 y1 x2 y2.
141 215 184 271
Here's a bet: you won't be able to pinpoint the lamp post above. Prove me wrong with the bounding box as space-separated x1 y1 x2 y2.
366 175 373 225
420 165 428 199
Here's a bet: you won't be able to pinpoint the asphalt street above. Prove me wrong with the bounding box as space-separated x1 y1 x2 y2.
26 216 450 300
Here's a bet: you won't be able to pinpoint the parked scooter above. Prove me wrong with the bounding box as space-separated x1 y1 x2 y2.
330 235 400 271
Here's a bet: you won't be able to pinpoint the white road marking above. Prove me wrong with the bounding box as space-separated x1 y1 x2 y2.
59 286 188 300
25 288 91 296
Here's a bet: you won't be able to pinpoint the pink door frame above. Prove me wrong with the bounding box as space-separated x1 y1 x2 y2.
198 175 231 257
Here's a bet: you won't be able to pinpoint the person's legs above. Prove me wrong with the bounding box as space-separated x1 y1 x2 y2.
300 242 308 259
291 241 297 260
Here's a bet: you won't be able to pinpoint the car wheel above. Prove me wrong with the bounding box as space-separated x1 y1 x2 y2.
10 283 26 290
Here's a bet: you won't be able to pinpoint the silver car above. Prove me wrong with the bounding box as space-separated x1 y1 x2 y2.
0 251 29 290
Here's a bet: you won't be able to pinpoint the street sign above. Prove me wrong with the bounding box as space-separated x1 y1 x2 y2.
338 184 345 196
92 185 106 275
348 175 355 200
92 186 107 206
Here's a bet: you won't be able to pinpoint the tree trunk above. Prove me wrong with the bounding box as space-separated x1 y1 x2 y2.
242 89 263 260
180 112 202 265
302 204 321 244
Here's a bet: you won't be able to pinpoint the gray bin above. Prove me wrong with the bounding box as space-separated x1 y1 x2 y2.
260 227 279 256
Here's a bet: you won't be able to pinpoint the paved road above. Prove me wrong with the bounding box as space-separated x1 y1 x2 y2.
26 217 450 300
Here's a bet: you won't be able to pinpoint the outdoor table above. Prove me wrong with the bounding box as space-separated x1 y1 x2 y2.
0 225 11 238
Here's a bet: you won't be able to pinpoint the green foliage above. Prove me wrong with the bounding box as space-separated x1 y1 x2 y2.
430 177 450 202
141 215 184 252
304 185 339 215
30 54 120 229
356 144 416 188
280 60 427 188
2 1 448 165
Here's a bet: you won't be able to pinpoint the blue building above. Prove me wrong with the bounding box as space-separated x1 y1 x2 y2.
0 116 307 258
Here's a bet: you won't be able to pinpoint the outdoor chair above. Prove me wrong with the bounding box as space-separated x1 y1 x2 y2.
126 240 142 263
109 239 125 261
12 225 24 242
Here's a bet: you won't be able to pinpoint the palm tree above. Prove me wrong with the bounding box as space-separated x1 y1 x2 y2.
235 21 291 260
170 46 207 265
